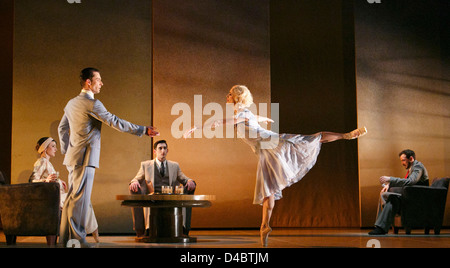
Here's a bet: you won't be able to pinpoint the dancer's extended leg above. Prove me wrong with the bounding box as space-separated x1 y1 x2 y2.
317 127 367 143
319 132 345 143
261 195 274 247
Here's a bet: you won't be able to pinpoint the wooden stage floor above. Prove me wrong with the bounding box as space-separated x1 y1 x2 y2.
2 228 450 248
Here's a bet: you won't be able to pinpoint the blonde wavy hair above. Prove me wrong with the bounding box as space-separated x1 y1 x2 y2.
229 85 254 108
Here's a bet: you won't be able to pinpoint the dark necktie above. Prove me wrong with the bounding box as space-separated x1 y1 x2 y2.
160 161 165 177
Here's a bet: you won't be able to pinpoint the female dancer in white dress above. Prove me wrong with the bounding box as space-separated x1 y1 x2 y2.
184 85 367 246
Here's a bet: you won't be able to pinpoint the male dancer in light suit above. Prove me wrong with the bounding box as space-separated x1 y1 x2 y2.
58 67 159 247
129 140 196 237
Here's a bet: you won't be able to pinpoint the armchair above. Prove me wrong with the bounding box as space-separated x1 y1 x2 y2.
0 182 60 245
393 177 450 234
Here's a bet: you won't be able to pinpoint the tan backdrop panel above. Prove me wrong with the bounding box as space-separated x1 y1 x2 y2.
355 1 450 227
153 0 270 228
12 0 152 233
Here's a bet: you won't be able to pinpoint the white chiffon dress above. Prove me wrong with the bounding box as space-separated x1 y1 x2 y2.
31 157 67 209
235 108 322 205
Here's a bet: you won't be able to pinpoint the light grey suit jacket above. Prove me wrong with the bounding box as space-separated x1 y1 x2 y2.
58 92 145 168
130 159 191 188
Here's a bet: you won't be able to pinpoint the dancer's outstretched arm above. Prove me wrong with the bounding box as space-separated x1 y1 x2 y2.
183 114 275 139
183 117 246 139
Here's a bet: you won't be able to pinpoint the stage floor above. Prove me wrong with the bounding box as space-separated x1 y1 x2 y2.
2 228 450 248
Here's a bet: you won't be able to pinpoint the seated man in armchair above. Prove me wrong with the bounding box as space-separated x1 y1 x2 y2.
129 140 196 237
369 149 429 235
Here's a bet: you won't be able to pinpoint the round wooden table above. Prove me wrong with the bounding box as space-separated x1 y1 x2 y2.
116 194 215 243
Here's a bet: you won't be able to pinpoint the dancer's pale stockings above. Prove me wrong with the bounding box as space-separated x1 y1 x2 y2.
317 131 346 143
92 228 100 243
317 127 367 143
261 195 274 247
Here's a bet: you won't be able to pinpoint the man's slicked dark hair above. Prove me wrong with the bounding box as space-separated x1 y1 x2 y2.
80 67 100 86
153 140 168 150
399 149 415 160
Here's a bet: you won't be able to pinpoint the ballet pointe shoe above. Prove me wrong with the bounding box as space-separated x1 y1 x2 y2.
344 126 367 140
260 227 272 247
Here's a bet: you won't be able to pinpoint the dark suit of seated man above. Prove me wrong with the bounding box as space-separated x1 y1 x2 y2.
129 140 196 237
369 149 429 235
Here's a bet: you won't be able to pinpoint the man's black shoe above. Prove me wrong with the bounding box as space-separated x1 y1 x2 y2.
368 227 387 235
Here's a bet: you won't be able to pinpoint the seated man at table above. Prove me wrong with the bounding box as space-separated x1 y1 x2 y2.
129 140 196 237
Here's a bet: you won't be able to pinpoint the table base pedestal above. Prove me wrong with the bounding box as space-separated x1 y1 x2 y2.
138 207 197 243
